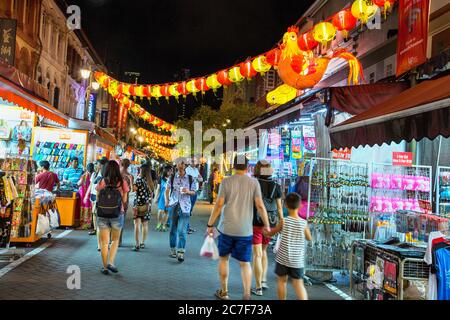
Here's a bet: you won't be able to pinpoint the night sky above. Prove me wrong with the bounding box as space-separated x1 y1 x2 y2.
71 0 314 122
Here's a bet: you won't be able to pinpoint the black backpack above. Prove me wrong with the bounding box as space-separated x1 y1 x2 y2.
96 183 122 219
255 179 279 227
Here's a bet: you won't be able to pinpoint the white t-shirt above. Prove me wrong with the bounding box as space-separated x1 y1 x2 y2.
424 231 444 300
186 166 202 189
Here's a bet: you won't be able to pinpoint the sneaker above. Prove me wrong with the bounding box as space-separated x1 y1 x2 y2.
100 268 109 275
140 243 145 249
262 281 269 290
89 230 96 236
177 252 185 263
188 228 196 234
155 223 161 231
170 249 177 258
251 288 263 296
107 264 119 273
162 226 167 232
133 246 140 252
215 289 230 300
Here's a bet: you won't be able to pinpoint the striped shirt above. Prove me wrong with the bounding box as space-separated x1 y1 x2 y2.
276 216 308 269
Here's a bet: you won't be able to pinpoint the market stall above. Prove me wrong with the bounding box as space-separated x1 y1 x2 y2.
31 127 88 227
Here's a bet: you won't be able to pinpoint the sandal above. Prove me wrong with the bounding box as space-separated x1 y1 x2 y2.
133 246 140 252
215 289 230 300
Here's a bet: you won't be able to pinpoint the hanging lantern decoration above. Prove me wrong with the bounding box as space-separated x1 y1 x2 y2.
332 9 357 39
240 60 258 80
297 32 319 51
143 85 152 98
177 81 189 97
128 85 136 96
117 83 124 94
252 56 272 75
228 66 244 83
351 0 379 26
169 83 181 100
206 74 222 92
313 21 337 45
186 79 200 96
195 77 210 94
160 84 171 100
266 49 281 69
151 85 162 100
373 0 395 19
217 70 233 86
122 84 131 96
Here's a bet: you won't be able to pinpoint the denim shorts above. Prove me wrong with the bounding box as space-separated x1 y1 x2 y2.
97 214 124 231
275 263 305 280
218 233 253 263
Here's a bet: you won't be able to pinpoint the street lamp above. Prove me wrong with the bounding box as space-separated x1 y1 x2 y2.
91 81 100 91
80 68 91 80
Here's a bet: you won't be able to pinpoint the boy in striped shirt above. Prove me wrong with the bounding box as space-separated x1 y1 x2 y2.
265 193 312 300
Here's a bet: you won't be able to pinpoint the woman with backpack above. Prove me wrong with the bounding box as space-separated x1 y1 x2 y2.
154 165 173 232
78 163 94 230
95 160 130 275
251 160 283 296
132 164 152 251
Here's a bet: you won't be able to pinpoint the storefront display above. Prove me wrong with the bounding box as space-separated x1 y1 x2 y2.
436 166 450 217
0 170 17 248
31 127 88 181
0 105 34 158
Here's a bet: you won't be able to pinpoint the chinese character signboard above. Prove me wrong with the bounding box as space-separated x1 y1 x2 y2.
332 148 352 161
0 19 17 66
393 152 413 167
100 110 108 128
396 0 430 76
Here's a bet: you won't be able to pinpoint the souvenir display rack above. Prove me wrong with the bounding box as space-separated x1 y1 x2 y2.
0 170 14 249
436 166 450 217
349 240 429 300
0 156 44 244
306 158 370 273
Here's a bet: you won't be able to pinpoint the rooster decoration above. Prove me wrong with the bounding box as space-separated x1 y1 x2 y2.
267 26 363 105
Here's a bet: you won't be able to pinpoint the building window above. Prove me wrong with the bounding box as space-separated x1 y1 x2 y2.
386 64 393 77
53 87 60 109
369 72 375 84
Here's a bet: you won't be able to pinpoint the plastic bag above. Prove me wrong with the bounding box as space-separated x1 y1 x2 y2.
200 235 219 260
273 234 281 254
36 213 50 236
49 209 60 229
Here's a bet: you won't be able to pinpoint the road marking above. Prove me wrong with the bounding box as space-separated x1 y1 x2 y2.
0 230 73 279
324 283 353 300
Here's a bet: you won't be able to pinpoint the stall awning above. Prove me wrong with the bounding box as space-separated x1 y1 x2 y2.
95 126 118 146
0 76 68 127
330 75 450 149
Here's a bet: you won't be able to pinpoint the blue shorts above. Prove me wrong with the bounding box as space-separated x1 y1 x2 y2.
97 214 124 231
218 233 253 262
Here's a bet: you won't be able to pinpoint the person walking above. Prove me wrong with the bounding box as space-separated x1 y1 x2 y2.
35 160 60 192
154 165 173 232
78 163 95 230
132 164 152 251
95 160 129 275
207 156 271 300
119 158 134 247
251 160 283 296
164 160 197 263
208 168 219 204
264 193 312 300
186 156 202 234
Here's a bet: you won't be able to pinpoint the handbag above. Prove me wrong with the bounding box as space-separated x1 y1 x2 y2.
137 204 149 215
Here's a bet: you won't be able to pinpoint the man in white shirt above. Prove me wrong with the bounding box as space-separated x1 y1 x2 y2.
185 156 203 234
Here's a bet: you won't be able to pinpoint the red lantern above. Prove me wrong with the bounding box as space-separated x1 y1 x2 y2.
266 49 281 68
374 0 396 19
148 115 155 122
136 109 146 117
117 84 124 94
332 9 357 39
195 78 210 92
156 120 164 127
161 84 171 99
217 70 232 86
297 32 319 51
143 85 152 97
240 60 257 79
177 81 189 96
129 85 136 96
102 77 111 88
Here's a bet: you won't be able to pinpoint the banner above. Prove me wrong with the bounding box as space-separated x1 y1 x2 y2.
100 110 109 128
396 0 430 76
0 19 17 66
332 148 351 161
87 93 97 122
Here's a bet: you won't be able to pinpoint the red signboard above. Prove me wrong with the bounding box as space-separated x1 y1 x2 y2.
332 148 352 161
396 0 430 77
418 200 432 213
392 152 413 166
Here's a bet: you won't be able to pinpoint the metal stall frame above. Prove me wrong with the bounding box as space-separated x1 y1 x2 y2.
436 166 450 216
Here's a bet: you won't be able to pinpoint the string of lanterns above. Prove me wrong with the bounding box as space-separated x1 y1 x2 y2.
95 0 393 103
137 128 177 145
95 72 176 133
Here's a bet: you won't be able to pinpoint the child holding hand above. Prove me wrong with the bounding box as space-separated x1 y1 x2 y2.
264 193 312 300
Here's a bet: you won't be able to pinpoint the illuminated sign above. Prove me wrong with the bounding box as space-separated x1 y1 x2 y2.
87 93 97 122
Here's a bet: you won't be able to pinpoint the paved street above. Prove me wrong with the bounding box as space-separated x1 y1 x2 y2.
0 202 345 300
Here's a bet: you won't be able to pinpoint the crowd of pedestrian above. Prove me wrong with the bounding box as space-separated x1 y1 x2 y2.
34 153 312 300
